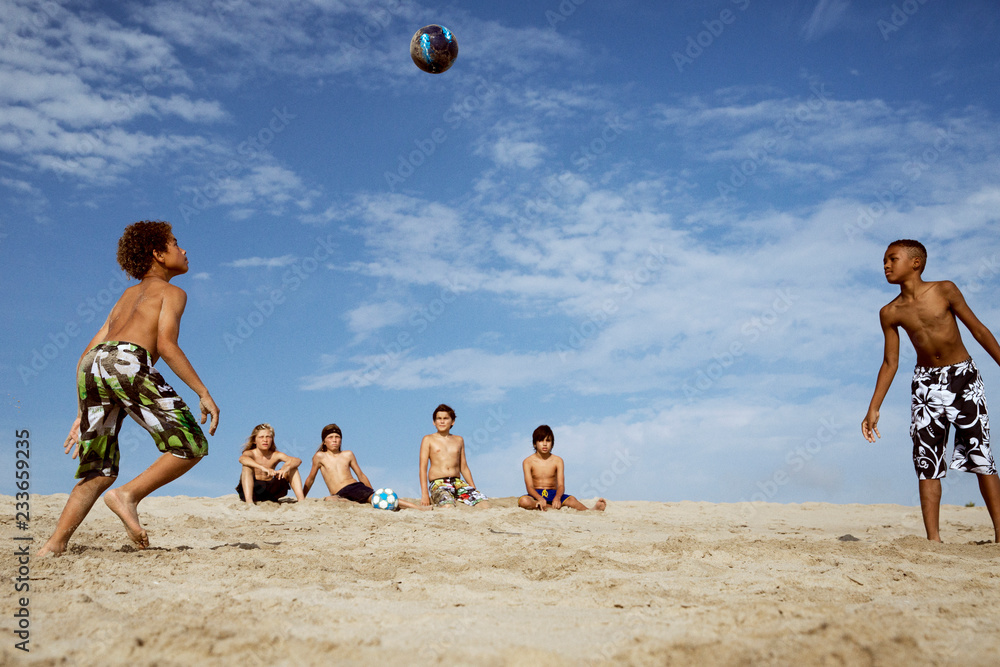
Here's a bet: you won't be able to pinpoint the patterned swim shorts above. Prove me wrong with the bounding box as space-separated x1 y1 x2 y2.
911 358 995 480
428 477 487 506
76 341 208 479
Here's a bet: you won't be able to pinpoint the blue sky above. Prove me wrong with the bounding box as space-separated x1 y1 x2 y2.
3 0 1000 508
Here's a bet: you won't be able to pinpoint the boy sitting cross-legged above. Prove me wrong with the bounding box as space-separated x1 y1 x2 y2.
519 425 606 511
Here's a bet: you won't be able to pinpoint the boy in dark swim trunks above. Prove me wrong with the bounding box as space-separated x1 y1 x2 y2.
863 239 1000 542
38 221 220 556
236 423 305 504
419 404 490 508
518 425 606 511
302 424 426 509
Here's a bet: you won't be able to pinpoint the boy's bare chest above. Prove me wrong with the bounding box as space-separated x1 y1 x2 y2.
430 437 461 457
894 298 951 332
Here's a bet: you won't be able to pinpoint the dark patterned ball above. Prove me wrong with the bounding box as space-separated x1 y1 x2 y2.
410 25 458 74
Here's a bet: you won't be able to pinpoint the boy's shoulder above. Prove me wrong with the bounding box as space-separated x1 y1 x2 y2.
882 280 959 311
424 431 463 443
524 452 561 465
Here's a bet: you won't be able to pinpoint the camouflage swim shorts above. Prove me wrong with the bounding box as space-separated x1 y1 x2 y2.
75 341 208 478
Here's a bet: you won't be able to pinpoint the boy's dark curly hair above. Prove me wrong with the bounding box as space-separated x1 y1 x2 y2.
117 220 173 280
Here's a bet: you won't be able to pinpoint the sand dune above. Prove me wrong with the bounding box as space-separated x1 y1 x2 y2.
4 495 999 666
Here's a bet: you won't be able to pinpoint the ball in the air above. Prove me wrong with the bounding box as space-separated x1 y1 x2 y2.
371 488 399 511
410 25 458 74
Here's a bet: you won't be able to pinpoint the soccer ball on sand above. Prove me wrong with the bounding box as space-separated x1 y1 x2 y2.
371 488 400 511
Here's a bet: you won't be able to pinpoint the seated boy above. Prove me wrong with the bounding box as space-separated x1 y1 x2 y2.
419 404 490 508
303 424 425 509
518 425 606 511
236 423 305 504
863 239 1000 542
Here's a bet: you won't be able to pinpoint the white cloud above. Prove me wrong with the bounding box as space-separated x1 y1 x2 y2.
225 254 297 268
488 138 545 169
801 0 851 41
345 301 410 338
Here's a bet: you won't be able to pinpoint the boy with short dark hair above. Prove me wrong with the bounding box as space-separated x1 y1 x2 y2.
863 239 1000 542
518 425 606 511
39 221 219 556
419 404 490 508
303 424 426 509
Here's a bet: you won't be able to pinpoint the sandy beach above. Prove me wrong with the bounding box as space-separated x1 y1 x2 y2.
4 494 999 666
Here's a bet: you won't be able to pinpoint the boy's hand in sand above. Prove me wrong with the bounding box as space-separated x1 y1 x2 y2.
64 416 82 458
200 394 220 435
862 410 881 443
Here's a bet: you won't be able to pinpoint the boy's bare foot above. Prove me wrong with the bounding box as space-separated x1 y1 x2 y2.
104 489 149 549
594 498 607 511
36 541 65 558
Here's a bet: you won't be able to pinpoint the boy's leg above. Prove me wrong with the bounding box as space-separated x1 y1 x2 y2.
397 499 431 511
563 495 606 511
518 495 541 510
976 473 1000 542
104 453 200 549
918 478 943 542
37 474 116 557
240 466 256 505
288 469 306 501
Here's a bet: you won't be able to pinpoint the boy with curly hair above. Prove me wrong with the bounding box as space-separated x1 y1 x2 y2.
863 239 1000 542
38 221 220 556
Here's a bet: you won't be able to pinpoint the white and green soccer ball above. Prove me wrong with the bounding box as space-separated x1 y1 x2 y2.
371 488 399 511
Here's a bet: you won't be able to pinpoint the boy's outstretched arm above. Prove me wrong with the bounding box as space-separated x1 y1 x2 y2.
458 440 476 488
419 436 431 505
863 307 900 443
156 285 220 435
552 457 566 510
947 282 1000 367
349 453 373 489
302 454 321 497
